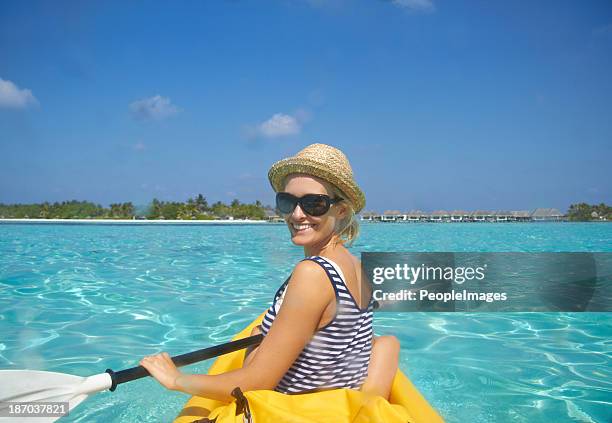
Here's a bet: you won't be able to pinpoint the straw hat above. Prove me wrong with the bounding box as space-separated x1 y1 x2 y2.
268 143 366 213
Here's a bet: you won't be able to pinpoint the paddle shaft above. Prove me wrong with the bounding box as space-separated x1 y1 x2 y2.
105 333 264 391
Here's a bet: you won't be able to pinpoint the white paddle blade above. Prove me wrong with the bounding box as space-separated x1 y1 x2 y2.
0 370 112 422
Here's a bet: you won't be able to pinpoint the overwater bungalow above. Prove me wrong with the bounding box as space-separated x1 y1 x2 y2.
360 211 378 221
494 210 513 222
470 210 492 222
530 208 565 221
511 210 531 222
407 210 427 222
357 208 567 223
430 210 450 222
382 210 403 222
450 210 469 222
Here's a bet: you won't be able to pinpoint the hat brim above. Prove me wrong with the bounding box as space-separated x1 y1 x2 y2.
268 157 365 213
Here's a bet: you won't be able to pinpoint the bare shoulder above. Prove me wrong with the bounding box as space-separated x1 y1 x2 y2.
291 258 327 278
285 259 333 300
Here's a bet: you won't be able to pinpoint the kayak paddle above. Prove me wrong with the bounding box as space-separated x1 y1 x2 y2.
0 333 263 422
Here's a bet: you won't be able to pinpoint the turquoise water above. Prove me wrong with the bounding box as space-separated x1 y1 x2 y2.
0 222 610 422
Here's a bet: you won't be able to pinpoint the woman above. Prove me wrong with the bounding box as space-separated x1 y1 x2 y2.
140 143 400 404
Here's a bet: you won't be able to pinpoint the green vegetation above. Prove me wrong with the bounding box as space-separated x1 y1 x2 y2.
0 194 269 220
0 200 110 219
567 203 611 221
5 199 607 222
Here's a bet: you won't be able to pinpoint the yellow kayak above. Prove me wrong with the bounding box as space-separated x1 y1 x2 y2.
174 311 444 423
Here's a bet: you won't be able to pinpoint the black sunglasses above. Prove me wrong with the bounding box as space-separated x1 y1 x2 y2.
276 192 343 217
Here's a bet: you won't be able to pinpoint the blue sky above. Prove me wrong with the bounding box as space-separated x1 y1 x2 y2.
1 0 611 212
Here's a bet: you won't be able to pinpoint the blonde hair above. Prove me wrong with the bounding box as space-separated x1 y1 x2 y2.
282 173 361 247
328 183 360 247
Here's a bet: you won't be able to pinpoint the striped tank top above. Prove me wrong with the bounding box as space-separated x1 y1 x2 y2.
260 255 374 394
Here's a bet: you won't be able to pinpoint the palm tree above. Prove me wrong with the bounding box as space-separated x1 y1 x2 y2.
195 194 208 212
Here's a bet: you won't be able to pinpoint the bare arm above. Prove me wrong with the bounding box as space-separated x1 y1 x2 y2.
140 260 333 402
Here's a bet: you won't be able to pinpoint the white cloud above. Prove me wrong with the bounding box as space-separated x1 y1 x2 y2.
391 0 435 13
129 95 180 121
258 113 301 138
0 78 39 109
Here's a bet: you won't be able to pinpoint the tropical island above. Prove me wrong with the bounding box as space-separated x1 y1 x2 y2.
0 198 609 223
566 203 612 221
0 194 272 221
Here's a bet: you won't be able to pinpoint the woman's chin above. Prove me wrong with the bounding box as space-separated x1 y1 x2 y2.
290 235 310 245
290 231 316 245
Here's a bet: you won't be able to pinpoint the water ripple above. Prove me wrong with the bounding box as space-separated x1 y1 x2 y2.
0 223 610 422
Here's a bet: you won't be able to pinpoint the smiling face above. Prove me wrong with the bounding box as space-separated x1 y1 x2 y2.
280 174 347 249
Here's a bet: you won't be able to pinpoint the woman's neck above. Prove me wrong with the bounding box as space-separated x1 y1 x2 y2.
304 235 345 258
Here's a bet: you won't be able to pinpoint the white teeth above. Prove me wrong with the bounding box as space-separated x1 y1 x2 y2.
293 223 315 230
